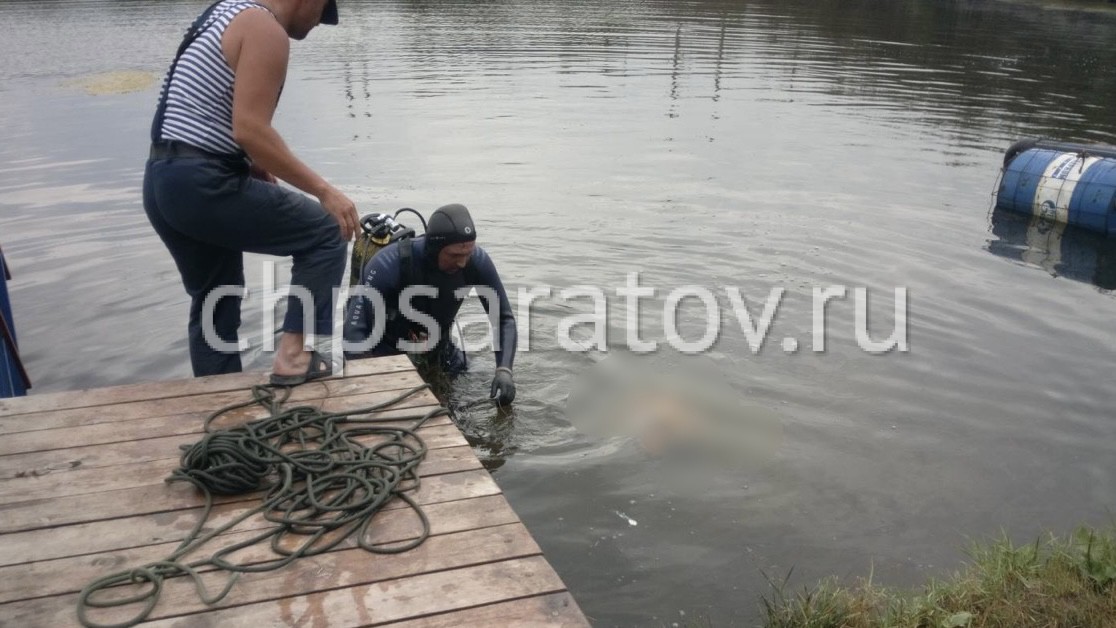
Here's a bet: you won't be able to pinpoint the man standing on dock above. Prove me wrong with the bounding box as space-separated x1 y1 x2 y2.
143 0 356 383
343 204 519 406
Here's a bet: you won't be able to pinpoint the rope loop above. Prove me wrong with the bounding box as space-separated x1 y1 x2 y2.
77 382 443 628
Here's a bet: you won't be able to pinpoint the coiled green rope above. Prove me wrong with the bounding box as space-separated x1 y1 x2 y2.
77 383 446 628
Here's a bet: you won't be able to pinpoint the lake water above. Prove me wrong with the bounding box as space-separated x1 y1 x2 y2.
2 0 1116 624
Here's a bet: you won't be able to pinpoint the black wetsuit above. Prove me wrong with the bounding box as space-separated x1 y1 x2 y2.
343 237 517 372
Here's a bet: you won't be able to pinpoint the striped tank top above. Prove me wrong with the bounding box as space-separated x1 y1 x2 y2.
155 0 274 156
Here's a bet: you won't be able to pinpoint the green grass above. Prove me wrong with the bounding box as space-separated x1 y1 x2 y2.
761 526 1116 628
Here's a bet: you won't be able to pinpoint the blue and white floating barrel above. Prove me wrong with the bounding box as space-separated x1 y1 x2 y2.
996 139 1116 237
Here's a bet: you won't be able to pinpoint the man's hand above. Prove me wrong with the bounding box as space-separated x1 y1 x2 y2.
249 162 277 183
491 367 516 406
318 185 359 241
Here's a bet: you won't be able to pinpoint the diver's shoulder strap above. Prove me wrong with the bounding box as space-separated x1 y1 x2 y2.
399 237 415 288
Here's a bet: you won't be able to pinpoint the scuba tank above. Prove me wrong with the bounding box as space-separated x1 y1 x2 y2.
348 208 425 286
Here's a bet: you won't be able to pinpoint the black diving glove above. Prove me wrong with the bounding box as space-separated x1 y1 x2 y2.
490 367 516 406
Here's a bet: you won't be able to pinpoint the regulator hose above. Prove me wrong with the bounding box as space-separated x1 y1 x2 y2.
394 207 428 233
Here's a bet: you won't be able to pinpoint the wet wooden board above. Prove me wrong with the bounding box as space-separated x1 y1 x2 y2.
0 357 587 627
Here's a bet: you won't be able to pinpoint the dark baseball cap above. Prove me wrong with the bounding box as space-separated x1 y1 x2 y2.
321 0 339 25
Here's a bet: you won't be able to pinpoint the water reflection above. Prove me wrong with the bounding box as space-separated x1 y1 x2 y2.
415 357 519 471
988 208 1116 292
453 402 518 472
364 0 1116 143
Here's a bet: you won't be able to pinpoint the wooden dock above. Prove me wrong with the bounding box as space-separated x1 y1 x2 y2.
0 356 588 627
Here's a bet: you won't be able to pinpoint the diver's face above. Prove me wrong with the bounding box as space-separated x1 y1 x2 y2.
438 242 475 273
288 0 328 40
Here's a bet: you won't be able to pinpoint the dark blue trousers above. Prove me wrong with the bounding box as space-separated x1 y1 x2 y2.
143 157 345 376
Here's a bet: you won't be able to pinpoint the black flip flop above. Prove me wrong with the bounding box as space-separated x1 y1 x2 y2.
269 349 333 386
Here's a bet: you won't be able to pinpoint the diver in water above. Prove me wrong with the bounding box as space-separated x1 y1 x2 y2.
343 204 518 405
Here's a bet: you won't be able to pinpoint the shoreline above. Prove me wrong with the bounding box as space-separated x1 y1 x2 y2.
760 525 1116 627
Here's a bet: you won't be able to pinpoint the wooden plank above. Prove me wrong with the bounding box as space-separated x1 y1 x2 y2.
0 418 456 503
0 425 473 535
0 369 428 436
140 555 566 628
0 355 413 417
342 355 416 378
0 468 500 566
0 493 520 605
0 404 442 481
0 355 585 627
5 524 540 627
0 384 441 457
382 593 589 628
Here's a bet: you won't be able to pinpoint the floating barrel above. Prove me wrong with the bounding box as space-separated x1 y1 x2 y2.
996 138 1116 237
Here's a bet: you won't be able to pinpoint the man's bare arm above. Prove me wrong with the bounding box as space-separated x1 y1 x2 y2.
224 9 358 239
